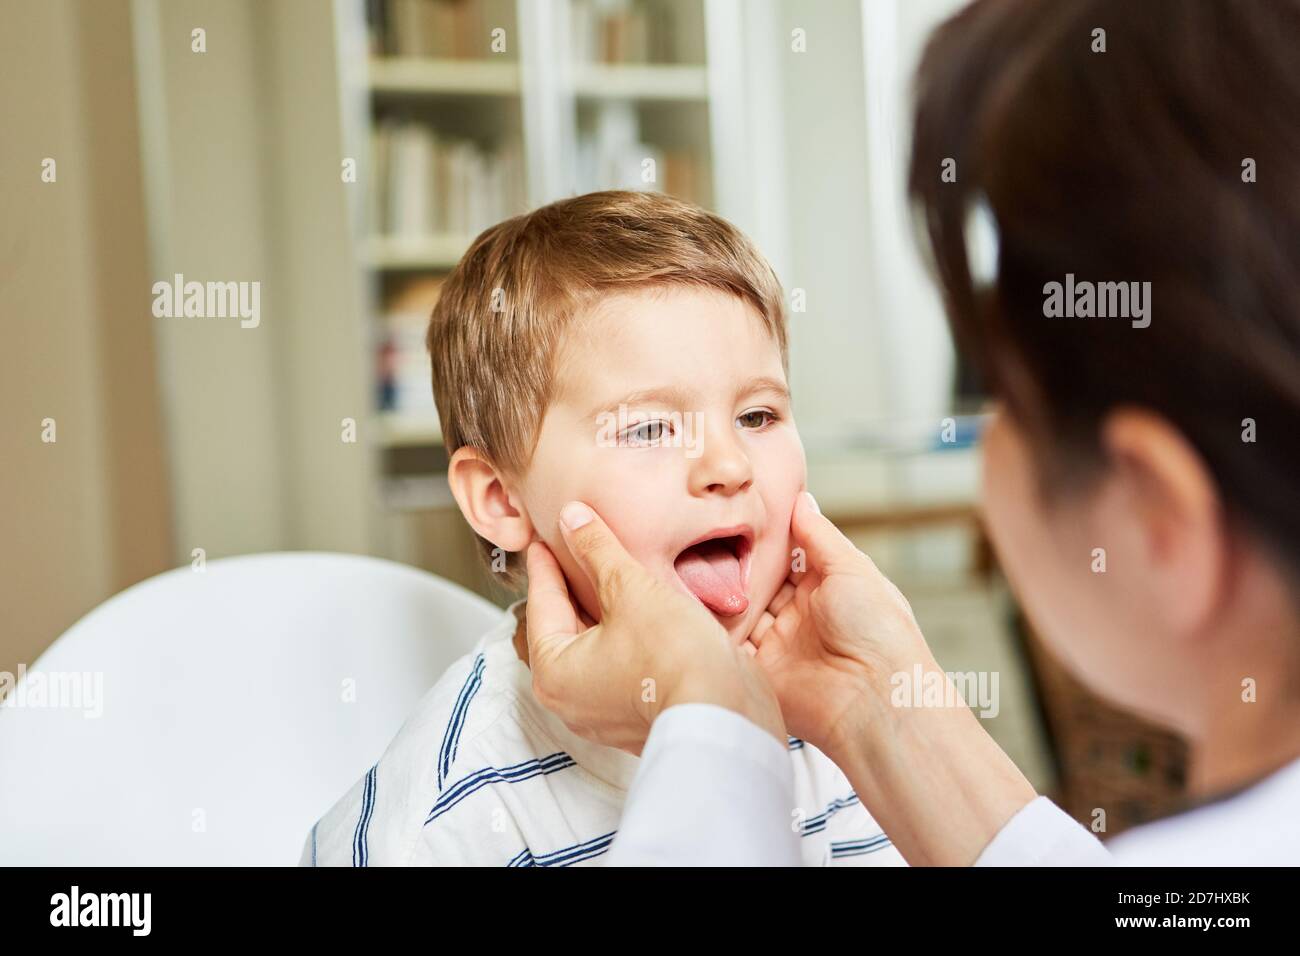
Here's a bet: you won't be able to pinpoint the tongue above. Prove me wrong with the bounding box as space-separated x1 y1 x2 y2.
674 540 748 616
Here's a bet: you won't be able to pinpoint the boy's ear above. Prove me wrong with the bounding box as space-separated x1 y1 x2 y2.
447 446 535 554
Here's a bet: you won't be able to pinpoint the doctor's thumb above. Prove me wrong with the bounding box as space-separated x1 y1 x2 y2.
558 501 641 610
791 491 869 573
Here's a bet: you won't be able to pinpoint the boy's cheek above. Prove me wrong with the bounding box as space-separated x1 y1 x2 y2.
563 460 675 558
528 485 674 622
528 444 665 535
757 436 806 530
753 461 805 599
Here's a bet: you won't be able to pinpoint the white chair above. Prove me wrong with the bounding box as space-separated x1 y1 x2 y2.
0 552 504 865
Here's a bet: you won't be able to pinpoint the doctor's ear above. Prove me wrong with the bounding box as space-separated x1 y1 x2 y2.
447 446 535 555
1099 408 1228 636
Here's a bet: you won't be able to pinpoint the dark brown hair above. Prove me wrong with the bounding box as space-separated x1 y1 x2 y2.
909 0 1300 572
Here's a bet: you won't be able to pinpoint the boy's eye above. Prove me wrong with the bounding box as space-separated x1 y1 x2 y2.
622 419 673 446
736 409 777 430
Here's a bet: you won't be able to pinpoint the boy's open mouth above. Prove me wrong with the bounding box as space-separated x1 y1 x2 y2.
673 528 753 617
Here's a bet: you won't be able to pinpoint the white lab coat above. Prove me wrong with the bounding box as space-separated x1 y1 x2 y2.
605 704 1300 866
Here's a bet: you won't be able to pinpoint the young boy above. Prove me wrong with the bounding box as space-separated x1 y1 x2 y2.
302 191 902 866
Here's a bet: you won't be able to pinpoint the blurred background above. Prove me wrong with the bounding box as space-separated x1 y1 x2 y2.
1 0 1186 837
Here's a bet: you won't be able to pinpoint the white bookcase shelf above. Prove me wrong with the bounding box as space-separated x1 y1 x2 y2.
362 234 473 271
572 63 709 101
368 57 521 97
378 411 444 449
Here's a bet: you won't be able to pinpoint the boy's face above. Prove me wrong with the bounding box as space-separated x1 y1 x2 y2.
519 286 806 644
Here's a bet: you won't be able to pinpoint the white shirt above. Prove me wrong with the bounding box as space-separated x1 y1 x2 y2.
610 704 1300 866
300 606 906 867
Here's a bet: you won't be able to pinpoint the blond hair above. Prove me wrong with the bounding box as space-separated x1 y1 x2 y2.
426 189 787 581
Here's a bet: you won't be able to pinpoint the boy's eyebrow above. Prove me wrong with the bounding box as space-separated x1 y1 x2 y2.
586 377 791 419
587 385 697 420
740 376 792 402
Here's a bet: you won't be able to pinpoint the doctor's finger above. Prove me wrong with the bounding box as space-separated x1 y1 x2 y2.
525 541 582 656
767 581 796 615
790 492 872 575
557 500 653 612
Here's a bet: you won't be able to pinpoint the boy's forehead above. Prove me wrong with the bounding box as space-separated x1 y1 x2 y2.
551 287 785 408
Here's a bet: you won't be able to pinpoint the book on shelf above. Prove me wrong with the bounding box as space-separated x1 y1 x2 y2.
575 135 704 207
367 0 517 60
570 0 681 64
370 118 526 239
377 276 442 416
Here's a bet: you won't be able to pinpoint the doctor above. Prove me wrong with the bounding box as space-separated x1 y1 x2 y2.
522 0 1300 865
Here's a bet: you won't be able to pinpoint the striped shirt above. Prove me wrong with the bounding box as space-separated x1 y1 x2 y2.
301 604 905 867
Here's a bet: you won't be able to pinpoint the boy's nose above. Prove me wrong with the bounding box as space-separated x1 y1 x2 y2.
688 423 753 496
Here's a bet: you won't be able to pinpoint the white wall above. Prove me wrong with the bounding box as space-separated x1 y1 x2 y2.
775 0 887 446
759 0 968 455
859 0 965 431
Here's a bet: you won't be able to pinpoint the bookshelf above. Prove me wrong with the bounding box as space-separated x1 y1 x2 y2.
361 234 475 270
368 57 522 96
572 62 709 100
378 410 445 448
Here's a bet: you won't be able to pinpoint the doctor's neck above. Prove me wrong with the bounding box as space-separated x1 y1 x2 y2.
1179 563 1300 800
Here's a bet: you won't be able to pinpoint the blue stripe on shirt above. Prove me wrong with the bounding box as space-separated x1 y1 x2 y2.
787 736 804 750
425 752 577 825
437 653 486 791
352 764 378 867
535 831 616 867
508 831 616 868
830 833 893 858
800 792 861 836
507 846 535 867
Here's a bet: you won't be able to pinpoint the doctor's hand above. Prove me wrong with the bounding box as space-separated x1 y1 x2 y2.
751 493 933 761
524 501 786 755
752 493 1037 865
